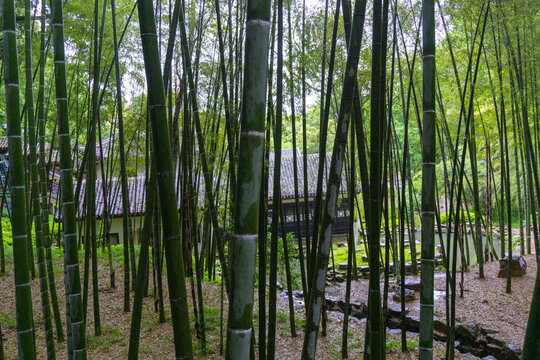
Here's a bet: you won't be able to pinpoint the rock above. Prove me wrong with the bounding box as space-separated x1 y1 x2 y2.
386 317 401 329
325 298 341 312
485 333 505 347
362 255 368 262
400 278 421 291
507 344 521 353
433 318 447 335
349 302 368 318
292 290 304 298
337 242 347 248
267 280 283 290
480 327 499 335
358 265 370 273
387 304 409 316
325 298 368 320
334 275 345 283
405 315 420 328
498 256 527 277
433 329 446 341
392 287 416 302
456 321 482 343
505 344 521 360
485 343 504 356
462 352 481 359
481 356 497 360
338 263 348 271
326 286 340 297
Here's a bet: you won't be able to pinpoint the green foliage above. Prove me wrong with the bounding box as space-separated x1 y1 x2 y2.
281 105 335 154
1 217 12 246
254 231 303 291
331 242 420 268
0 310 16 329
86 325 122 351
1 215 58 247
439 211 484 224
385 339 418 350
272 232 302 291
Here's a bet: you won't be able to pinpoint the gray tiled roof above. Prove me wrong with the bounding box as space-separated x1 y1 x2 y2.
0 137 7 153
53 150 354 220
76 135 143 161
54 176 148 220
267 151 350 200
0 136 60 163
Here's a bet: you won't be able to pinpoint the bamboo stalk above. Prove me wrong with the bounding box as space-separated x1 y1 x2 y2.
25 0 55 356
301 0 367 357
3 0 37 356
419 0 436 358
224 0 270 355
136 0 194 356
49 0 87 354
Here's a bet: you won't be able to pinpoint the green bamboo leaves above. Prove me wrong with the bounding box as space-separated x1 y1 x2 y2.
3 0 36 357
225 0 271 357
136 0 193 357
419 0 436 359
49 0 87 356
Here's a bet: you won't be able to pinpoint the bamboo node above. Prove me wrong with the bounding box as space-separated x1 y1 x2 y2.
227 327 252 335
246 19 271 27
240 130 265 137
171 295 187 303
17 328 34 334
233 233 257 241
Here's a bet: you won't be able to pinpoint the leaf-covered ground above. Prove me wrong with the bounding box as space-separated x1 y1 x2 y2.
0 244 535 359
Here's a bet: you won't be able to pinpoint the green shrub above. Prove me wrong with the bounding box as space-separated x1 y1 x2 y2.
440 211 484 224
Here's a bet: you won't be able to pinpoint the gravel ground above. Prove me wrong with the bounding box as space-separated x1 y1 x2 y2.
0 249 535 359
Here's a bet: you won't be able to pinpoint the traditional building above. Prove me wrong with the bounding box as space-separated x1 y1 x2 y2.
267 148 353 238
52 148 356 244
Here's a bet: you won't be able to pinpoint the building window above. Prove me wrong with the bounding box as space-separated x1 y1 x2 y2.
110 233 120 245
287 209 294 222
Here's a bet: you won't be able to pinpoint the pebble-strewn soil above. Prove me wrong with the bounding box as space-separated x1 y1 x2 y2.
327 253 537 349
0 248 535 359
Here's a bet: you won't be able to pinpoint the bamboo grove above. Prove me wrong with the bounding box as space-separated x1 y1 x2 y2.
0 0 539 358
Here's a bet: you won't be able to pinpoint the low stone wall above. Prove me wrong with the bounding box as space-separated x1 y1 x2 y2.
291 291 522 360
